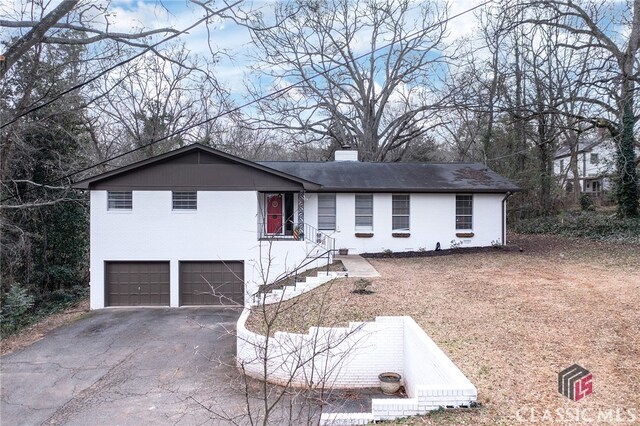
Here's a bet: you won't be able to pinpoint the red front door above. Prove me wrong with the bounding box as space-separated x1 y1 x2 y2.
266 194 283 234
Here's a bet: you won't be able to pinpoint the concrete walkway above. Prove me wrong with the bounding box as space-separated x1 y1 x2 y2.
334 254 381 277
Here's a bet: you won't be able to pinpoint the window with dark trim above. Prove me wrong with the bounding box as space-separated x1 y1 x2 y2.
455 195 473 230
590 153 599 164
355 194 373 230
172 191 197 210
392 194 410 231
107 191 132 210
317 193 336 230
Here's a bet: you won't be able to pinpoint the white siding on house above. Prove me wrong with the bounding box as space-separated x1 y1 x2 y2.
306 192 505 254
552 140 631 192
90 190 308 309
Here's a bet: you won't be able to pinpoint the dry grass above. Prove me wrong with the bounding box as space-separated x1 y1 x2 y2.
0 300 90 356
246 234 640 424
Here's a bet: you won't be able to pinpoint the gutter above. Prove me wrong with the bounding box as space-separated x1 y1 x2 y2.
501 191 513 245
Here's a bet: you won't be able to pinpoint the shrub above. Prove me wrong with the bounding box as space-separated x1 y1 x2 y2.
353 278 372 293
449 240 463 250
0 283 35 335
580 194 595 211
510 211 640 244
0 285 88 338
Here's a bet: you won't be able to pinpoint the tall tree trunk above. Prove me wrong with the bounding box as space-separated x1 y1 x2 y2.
566 125 582 204
615 0 640 217
514 32 527 172
482 42 500 166
535 81 553 213
615 94 639 216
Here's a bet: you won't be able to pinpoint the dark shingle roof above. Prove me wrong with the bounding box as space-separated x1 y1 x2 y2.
258 161 520 193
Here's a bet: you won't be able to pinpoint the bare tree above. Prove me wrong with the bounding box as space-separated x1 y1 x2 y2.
242 0 450 161
520 0 640 217
435 68 487 162
0 0 238 300
176 241 364 425
0 0 239 177
85 43 230 164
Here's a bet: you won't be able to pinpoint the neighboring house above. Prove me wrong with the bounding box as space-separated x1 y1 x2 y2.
74 144 519 309
553 139 613 195
553 138 640 195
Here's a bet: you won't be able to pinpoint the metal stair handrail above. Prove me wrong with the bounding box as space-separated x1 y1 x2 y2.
302 222 335 253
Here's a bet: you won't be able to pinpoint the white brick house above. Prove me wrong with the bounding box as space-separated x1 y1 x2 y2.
74 144 519 309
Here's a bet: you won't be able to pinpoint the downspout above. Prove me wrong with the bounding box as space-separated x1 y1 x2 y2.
502 191 513 245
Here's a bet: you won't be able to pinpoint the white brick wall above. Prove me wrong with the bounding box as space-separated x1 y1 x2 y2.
305 192 506 254
90 189 507 309
237 311 477 425
90 190 312 309
236 310 404 388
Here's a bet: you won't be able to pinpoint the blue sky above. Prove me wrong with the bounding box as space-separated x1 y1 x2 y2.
1 0 632 100
0 0 486 94
98 0 483 96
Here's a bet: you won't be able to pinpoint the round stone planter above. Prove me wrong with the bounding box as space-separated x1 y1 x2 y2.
378 372 401 395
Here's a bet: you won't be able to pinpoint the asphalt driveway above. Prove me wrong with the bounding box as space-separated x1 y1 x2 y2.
0 308 243 425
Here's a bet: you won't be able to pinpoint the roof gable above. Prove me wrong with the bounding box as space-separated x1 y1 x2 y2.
73 144 320 191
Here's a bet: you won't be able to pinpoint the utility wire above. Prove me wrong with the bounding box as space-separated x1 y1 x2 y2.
2 0 492 204
0 0 243 130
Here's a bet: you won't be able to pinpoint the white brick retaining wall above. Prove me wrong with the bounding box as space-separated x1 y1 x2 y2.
236 309 477 424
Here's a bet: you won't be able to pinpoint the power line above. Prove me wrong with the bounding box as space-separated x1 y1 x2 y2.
0 0 242 130
2 0 492 204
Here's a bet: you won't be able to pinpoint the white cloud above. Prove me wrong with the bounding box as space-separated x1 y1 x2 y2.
1 0 491 103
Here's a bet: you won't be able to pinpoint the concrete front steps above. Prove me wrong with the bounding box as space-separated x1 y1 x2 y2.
255 271 348 305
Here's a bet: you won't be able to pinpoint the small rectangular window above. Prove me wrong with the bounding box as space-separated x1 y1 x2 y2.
172 191 197 210
590 153 599 164
560 159 564 171
392 194 410 231
456 195 473 230
317 193 336 230
107 191 132 210
355 194 373 229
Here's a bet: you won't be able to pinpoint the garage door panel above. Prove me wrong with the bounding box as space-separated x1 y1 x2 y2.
106 262 170 307
180 261 244 306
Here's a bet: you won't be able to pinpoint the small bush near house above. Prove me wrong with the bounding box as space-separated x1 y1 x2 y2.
0 284 35 334
352 278 373 294
0 284 88 338
579 194 595 211
510 210 640 244
449 240 463 250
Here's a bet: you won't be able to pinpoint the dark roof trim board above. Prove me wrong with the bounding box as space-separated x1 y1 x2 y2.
72 144 321 190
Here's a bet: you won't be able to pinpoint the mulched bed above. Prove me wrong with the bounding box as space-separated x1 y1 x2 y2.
362 244 522 259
